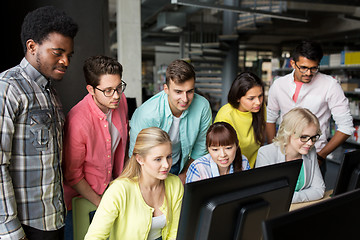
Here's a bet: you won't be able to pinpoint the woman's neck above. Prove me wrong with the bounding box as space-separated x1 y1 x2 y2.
285 147 302 161
218 165 230 175
138 174 165 217
139 174 162 190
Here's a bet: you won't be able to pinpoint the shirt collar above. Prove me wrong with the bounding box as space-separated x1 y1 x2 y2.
210 154 234 177
85 93 109 120
20 58 49 91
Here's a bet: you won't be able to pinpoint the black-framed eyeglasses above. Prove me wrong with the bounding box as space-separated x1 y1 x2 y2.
299 134 320 143
294 62 319 74
95 80 127 97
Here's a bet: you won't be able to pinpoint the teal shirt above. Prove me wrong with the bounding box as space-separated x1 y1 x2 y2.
129 91 212 172
295 163 305 192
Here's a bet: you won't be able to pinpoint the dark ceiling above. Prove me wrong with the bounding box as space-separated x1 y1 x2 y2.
111 0 360 59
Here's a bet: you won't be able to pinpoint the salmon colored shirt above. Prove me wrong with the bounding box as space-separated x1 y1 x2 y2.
62 93 128 210
292 80 304 103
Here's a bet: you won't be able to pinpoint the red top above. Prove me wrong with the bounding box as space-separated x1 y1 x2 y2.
62 93 128 209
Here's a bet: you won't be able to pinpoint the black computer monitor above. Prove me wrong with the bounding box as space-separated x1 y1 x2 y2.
262 188 360 240
333 149 360 196
176 159 302 240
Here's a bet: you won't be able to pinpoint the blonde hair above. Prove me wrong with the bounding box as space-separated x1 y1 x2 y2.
273 108 321 154
119 127 171 181
118 127 172 220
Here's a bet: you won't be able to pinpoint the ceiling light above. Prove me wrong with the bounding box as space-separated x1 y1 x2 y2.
162 25 183 33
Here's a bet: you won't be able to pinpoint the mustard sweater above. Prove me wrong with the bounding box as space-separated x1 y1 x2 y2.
215 103 261 168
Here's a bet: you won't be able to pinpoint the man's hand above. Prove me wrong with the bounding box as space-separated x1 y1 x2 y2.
317 153 326 166
266 122 276 144
177 158 195 184
178 172 186 185
317 131 350 166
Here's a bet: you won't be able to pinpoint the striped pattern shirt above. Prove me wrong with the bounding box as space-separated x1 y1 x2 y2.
0 58 65 239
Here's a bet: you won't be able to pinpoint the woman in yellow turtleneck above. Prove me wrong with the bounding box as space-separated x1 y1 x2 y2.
215 72 266 168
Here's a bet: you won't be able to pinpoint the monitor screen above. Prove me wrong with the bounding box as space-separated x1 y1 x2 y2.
176 159 302 240
333 149 360 196
262 188 360 240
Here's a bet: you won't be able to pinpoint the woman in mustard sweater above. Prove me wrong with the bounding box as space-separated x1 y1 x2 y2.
215 72 266 168
85 127 184 240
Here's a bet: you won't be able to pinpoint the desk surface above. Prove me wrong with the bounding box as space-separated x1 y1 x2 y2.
289 190 333 211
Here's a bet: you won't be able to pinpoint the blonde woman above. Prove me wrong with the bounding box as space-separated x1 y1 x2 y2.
255 108 325 203
85 127 184 240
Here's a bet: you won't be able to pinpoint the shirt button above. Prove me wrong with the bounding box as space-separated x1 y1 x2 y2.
107 155 110 158
108 171 111 174
104 124 107 127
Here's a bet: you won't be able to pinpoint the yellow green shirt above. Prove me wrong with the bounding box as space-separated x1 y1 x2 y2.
84 174 184 240
215 103 261 168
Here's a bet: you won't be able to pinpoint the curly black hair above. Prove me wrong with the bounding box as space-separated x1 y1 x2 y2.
20 6 78 54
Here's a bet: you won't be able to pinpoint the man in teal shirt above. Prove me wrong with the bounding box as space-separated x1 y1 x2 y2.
129 59 212 183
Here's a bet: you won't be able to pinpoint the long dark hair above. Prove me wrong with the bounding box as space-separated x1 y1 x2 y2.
227 72 266 145
206 122 243 172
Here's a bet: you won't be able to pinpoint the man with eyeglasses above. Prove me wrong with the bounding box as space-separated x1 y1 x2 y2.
62 55 128 239
266 40 354 175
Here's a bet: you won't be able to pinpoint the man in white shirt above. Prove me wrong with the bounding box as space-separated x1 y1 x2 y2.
266 40 354 171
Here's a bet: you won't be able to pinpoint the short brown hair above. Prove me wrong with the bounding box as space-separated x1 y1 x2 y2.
83 55 123 87
165 59 195 86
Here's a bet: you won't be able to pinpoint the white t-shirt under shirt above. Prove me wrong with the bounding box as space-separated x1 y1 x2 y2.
168 115 181 166
105 110 121 155
147 214 166 240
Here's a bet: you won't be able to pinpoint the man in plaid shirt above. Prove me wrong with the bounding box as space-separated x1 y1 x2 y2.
0 6 78 240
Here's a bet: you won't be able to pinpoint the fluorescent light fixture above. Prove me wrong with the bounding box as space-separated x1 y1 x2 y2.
162 25 183 33
171 0 308 23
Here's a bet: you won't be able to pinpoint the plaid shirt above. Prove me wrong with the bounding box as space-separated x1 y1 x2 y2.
0 58 65 239
186 153 251 183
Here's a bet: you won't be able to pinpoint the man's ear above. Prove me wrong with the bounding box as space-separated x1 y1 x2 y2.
26 39 37 55
86 85 95 96
290 59 296 69
163 83 169 95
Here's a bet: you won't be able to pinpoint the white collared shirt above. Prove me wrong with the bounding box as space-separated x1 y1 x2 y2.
267 71 354 151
